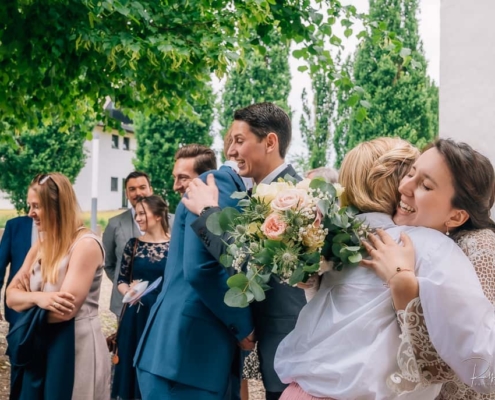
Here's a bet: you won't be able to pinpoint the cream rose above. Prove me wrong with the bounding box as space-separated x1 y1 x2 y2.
253 183 278 203
333 183 345 197
261 213 287 241
296 178 312 191
271 188 310 212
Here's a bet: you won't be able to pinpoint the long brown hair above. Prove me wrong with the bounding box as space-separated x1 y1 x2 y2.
135 195 170 235
30 173 85 284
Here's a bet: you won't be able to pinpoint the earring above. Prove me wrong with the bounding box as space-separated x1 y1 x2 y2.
445 224 450 236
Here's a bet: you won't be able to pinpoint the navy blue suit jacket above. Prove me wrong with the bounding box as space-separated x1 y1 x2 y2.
0 216 33 325
134 166 253 397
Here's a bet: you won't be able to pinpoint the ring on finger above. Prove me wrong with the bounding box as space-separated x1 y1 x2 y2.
52 301 58 308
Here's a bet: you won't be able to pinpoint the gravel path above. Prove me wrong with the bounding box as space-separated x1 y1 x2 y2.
0 272 265 399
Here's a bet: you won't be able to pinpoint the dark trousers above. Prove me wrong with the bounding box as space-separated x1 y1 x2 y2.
266 391 283 400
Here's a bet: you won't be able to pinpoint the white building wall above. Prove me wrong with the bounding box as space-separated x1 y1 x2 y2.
440 0 495 161
1 125 136 212
73 125 136 211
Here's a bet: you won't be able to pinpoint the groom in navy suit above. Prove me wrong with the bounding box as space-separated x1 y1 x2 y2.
182 103 307 400
0 216 34 326
134 155 255 399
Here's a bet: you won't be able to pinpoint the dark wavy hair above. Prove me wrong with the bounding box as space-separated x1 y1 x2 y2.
425 138 495 233
135 195 170 234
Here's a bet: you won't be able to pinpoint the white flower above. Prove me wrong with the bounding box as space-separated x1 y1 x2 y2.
253 182 291 203
333 183 345 197
296 178 312 190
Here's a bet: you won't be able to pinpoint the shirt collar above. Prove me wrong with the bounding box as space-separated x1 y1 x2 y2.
260 162 288 185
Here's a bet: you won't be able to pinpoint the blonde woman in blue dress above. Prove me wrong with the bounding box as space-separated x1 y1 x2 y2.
7 173 110 399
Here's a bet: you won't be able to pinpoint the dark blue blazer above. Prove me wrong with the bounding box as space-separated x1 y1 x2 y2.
7 307 75 400
134 166 253 397
0 216 33 325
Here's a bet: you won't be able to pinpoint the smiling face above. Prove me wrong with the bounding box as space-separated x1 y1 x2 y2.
27 188 44 231
126 177 153 207
393 147 465 233
135 202 160 233
227 120 281 184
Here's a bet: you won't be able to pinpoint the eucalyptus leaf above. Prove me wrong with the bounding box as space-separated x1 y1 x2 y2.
289 267 305 286
249 280 266 302
227 273 249 289
231 191 248 199
219 254 234 268
348 253 363 264
225 288 249 308
206 212 224 235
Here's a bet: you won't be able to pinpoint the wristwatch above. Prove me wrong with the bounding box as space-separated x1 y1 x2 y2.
199 206 216 216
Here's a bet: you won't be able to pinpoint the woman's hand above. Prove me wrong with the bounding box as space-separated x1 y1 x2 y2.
13 272 32 292
362 229 416 284
36 292 76 316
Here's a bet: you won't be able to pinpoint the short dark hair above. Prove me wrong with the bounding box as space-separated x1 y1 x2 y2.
174 144 217 175
125 171 151 189
233 102 292 158
426 138 495 233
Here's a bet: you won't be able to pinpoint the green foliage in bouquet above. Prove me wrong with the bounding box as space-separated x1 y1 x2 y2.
207 177 369 308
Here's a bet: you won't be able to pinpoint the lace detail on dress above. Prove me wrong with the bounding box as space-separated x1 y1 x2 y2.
117 239 170 285
387 229 495 399
387 298 454 393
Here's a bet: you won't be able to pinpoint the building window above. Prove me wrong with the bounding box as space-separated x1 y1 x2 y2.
111 177 118 192
111 134 119 149
123 137 130 151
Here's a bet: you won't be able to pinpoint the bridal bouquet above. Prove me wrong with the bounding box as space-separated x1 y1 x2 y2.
206 176 368 308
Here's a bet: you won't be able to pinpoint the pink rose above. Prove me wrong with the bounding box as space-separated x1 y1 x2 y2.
271 189 310 212
261 213 287 241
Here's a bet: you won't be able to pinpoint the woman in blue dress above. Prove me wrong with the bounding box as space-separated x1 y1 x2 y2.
112 195 170 400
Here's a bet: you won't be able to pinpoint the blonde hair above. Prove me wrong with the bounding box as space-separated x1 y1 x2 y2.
223 128 233 159
339 137 419 215
30 173 85 284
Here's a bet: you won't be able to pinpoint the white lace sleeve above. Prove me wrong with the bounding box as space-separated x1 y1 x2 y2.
387 297 455 394
388 229 495 398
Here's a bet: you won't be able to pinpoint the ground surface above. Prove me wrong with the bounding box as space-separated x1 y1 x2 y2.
0 273 265 399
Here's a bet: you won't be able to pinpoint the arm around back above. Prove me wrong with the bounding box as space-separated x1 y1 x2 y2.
0 220 13 291
183 169 253 342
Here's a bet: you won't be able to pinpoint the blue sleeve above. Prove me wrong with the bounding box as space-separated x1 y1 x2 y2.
182 169 253 341
0 220 13 291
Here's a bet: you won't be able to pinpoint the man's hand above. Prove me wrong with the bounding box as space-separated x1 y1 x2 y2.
238 330 256 351
182 174 220 215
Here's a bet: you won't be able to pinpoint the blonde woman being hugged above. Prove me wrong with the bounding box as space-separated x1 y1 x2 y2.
112 195 171 400
7 173 110 399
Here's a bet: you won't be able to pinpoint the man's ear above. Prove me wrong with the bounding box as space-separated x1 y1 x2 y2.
447 209 469 229
150 186 154 195
265 132 279 154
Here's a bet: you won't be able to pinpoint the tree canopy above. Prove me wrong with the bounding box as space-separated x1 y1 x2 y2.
219 29 291 143
133 87 214 212
0 123 87 212
333 0 439 166
1 0 363 139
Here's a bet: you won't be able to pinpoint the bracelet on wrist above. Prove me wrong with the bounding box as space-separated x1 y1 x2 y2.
383 267 413 288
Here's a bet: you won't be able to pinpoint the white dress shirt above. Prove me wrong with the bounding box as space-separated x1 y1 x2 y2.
275 213 495 399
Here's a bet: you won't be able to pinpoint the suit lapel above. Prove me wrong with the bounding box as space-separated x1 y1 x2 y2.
121 209 137 242
272 164 302 183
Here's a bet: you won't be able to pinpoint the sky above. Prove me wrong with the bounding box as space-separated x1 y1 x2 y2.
213 0 440 164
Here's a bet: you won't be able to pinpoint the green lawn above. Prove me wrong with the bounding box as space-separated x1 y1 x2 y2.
0 209 124 230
